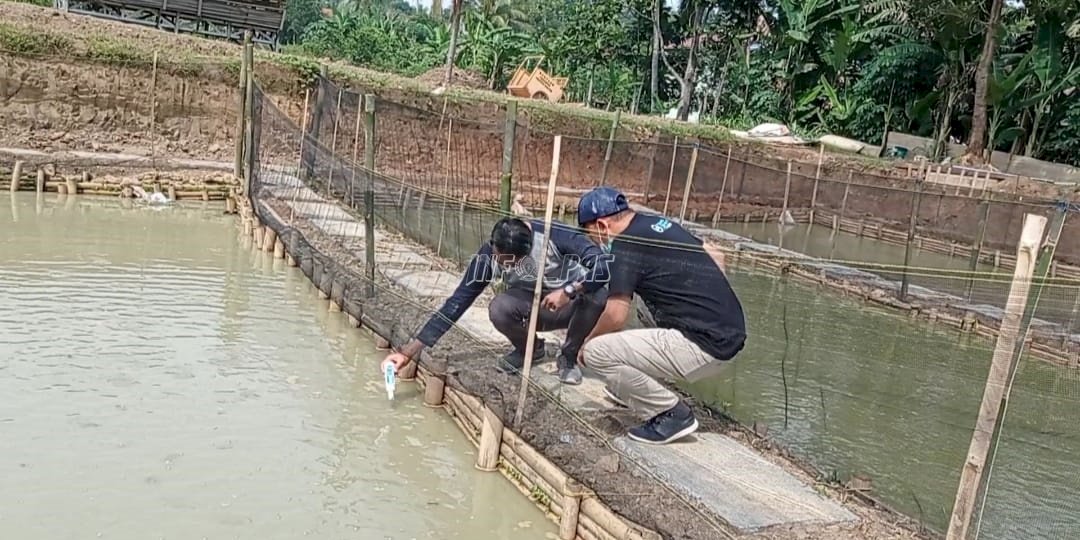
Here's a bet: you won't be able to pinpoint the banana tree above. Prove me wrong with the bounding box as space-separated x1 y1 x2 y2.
458 10 539 89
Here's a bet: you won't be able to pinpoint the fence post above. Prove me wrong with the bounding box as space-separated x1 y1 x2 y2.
678 143 698 223
513 135 562 429
326 87 343 197
349 93 363 209
711 149 733 228
899 176 923 301
662 137 679 215
965 194 992 299
599 110 621 186
475 406 504 472
810 144 824 223
781 161 792 224
302 65 329 182
500 100 518 214
9 161 22 192
233 32 250 183
241 34 255 201
643 134 658 203
363 94 377 298
945 213 1047 540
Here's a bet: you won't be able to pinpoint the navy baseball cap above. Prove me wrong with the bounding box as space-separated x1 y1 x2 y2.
577 186 629 225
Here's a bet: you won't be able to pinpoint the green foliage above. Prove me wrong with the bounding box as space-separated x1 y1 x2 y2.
276 0 1080 167
0 23 70 55
9 0 52 6
86 36 147 65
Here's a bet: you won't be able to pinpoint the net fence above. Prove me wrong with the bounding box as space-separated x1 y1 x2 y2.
243 71 1080 539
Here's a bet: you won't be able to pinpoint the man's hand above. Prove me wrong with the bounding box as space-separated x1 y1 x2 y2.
383 351 412 374
541 289 571 311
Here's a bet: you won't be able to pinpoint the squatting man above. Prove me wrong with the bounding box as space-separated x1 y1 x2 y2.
382 216 612 385
574 186 746 445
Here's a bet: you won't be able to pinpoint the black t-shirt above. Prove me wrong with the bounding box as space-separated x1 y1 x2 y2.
607 214 746 360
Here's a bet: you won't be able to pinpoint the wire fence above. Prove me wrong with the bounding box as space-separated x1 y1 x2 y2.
236 70 1080 540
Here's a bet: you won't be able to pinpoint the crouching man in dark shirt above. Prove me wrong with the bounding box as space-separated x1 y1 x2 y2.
576 187 746 445
383 217 610 385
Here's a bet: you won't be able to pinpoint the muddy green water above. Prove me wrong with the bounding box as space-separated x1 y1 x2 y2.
719 221 1080 329
0 193 555 540
390 200 1080 538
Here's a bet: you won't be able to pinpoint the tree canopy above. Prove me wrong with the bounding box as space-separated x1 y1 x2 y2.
286 0 1080 167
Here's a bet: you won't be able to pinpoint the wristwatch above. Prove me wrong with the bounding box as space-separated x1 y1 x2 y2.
563 283 577 299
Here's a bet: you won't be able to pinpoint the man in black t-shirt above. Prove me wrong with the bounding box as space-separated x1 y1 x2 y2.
576 186 746 445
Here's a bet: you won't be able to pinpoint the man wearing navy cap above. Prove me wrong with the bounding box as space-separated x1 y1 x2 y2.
576 186 746 445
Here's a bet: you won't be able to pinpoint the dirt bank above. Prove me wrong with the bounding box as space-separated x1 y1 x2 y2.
2 1 1078 262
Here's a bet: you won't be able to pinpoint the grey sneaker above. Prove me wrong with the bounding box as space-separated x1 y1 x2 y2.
558 366 583 385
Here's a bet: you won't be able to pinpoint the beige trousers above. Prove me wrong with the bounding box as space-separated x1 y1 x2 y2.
582 328 729 418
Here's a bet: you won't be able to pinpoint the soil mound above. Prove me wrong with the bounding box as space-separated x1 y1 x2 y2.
414 66 490 90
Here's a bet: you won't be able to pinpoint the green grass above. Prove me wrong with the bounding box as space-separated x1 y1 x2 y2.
0 22 70 55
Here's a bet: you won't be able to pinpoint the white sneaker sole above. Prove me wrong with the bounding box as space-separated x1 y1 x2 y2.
626 418 699 445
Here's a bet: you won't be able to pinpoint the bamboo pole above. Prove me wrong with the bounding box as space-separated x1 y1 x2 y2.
500 100 518 213
662 137 678 215
475 406 504 471
363 94 377 298
326 87 343 197
233 34 248 182
149 51 159 170
241 35 255 200
965 194 992 299
677 144 699 223
711 149 733 228
513 135 562 429
599 110 621 186
35 169 44 193
780 161 792 222
810 144 824 223
423 358 447 408
899 176 923 301
348 93 363 209
839 171 852 219
262 225 277 254
945 212 1046 540
10 161 22 192
436 119 453 256
295 89 310 182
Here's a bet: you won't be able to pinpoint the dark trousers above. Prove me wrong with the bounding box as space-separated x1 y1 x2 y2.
488 286 609 366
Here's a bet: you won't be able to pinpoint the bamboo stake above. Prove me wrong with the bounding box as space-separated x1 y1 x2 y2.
810 144 824 222
289 88 311 223
711 149 733 227
677 144 699 223
781 161 792 220
475 406 503 472
839 171 852 219
436 119 453 257
326 88 343 197
423 358 447 407
513 135 562 429
149 52 159 170
10 161 22 192
349 93 363 208
662 137 678 215
945 213 1046 540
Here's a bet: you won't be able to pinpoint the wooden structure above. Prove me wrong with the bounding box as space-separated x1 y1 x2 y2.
507 56 568 103
54 0 286 49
